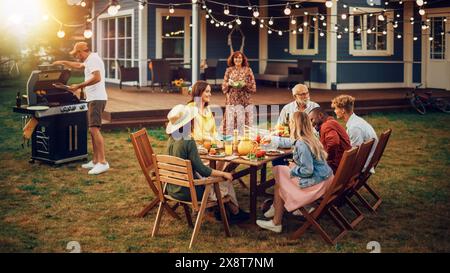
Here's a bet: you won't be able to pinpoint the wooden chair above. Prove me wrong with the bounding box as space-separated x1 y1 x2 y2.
290 147 359 245
352 129 392 212
330 139 375 230
151 154 231 249
130 129 179 219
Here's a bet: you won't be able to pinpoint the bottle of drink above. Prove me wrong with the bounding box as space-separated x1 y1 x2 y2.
16 92 21 108
80 88 86 101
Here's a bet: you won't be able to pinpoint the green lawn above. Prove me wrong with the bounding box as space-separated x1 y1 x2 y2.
0 77 449 253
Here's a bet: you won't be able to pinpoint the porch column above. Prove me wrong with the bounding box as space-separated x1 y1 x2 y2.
259 0 268 74
326 0 338 89
192 2 200 83
404 1 414 88
139 1 148 86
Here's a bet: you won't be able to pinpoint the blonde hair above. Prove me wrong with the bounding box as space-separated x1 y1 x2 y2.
331 95 355 114
290 111 328 161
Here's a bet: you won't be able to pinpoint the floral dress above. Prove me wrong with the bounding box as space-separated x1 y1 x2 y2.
221 66 256 135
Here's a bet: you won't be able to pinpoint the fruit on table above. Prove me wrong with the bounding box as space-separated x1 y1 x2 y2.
273 124 290 137
255 135 261 144
238 139 254 155
256 150 266 158
209 148 217 155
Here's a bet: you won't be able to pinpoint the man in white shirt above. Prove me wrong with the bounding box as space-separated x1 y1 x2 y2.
331 95 378 171
277 83 320 126
53 42 109 175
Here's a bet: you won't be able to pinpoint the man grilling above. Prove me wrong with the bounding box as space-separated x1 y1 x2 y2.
53 42 109 175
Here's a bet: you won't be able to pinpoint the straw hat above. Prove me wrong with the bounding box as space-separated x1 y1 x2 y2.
166 104 199 134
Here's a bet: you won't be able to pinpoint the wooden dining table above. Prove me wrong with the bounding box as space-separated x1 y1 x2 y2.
200 149 292 224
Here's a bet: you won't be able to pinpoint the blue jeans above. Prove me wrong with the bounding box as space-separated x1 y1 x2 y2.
271 154 292 166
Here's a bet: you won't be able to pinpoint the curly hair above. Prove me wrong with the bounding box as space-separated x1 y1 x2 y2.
227 51 249 67
331 95 355 114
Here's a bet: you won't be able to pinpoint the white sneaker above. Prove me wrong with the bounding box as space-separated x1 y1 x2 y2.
81 160 95 169
88 162 110 175
264 205 275 218
256 219 282 233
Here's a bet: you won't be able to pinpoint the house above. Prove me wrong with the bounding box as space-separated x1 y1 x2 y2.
90 0 450 91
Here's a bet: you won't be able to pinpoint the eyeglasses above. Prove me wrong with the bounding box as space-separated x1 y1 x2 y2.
294 92 309 97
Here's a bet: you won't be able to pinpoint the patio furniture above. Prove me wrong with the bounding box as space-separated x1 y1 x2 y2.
130 129 180 219
330 139 375 230
254 62 299 88
351 129 392 212
149 59 173 92
201 148 293 224
151 154 231 249
290 147 359 245
116 60 139 89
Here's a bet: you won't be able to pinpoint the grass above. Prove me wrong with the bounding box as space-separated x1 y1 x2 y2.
0 77 449 252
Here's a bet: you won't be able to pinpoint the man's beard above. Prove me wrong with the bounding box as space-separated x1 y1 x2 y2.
297 98 310 106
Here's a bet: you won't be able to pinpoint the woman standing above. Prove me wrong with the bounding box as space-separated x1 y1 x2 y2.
256 112 334 233
221 51 256 136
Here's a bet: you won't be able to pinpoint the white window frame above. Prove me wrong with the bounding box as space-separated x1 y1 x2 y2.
349 7 394 56
97 9 135 81
289 7 319 55
428 16 446 61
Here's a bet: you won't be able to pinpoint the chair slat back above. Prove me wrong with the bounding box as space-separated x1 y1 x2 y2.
363 129 392 175
349 139 375 186
130 129 155 177
153 154 200 210
314 147 358 214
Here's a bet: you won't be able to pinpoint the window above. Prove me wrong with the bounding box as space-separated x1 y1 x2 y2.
161 16 185 59
100 14 134 79
429 17 446 60
349 8 393 56
289 9 319 55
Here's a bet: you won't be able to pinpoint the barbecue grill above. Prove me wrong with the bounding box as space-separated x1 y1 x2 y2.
13 64 88 165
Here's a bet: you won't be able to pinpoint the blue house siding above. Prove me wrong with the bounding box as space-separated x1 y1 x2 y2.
338 63 404 83
265 2 327 83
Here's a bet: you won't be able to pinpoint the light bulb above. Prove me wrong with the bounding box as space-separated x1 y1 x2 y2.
57 30 65 38
429 37 433 41
334 24 338 30
139 4 144 10
84 29 93 39
251 19 256 25
220 21 224 26
236 18 241 25
291 17 296 25
278 31 283 36
416 0 424 6
169 6 175 14
419 9 425 16
320 15 325 21
215 23 219 27
303 21 308 27
259 23 264 28
205 14 209 19
298 28 303 32
108 5 118 16
367 29 372 34
268 18 273 25
378 14 385 21
320 32 325 37
341 14 347 20
284 4 291 16
268 30 272 34
383 30 387 35
337 34 342 39
344 27 349 32
253 9 259 18
224 5 229 15
325 1 333 8
414 37 418 41
397 34 402 39
228 24 233 29
292 30 297 34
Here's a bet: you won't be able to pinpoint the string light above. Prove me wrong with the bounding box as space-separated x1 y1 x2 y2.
107 5 119 16
416 0 424 6
429 37 433 41
268 17 274 26
139 2 145 10
236 17 242 25
344 27 349 32
382 30 387 35
413 37 418 41
419 9 425 16
341 14 347 20
251 18 256 25
278 30 283 36
290 16 296 25
253 8 260 18
84 29 93 39
169 5 175 14
284 3 291 16
57 29 65 38
378 13 385 21
224 4 229 15
337 33 342 39
397 34 402 39
268 29 272 34
80 1 86 7
325 1 333 8
320 31 325 37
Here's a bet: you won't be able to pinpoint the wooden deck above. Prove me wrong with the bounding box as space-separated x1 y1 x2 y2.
102 83 450 130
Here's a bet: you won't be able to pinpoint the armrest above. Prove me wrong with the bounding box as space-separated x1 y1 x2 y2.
193 176 225 185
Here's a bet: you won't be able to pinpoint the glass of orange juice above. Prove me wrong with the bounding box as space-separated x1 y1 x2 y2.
224 140 233 156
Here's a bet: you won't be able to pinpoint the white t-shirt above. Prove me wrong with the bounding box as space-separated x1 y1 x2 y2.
83 52 107 102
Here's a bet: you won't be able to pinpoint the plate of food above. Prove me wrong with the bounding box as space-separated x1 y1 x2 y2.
265 150 285 156
240 151 267 161
229 80 245 89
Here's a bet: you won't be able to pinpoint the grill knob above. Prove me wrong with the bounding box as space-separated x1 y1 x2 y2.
79 105 85 110
70 106 76 111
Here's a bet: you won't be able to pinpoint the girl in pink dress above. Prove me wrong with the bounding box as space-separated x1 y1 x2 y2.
257 112 334 233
